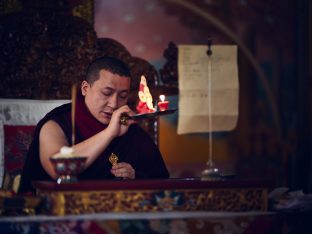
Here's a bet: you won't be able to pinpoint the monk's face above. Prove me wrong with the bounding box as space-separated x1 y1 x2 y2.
81 69 130 124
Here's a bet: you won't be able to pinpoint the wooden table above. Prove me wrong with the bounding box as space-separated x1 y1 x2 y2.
33 178 270 215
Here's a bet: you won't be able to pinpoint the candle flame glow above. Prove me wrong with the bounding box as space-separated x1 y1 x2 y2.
159 94 165 102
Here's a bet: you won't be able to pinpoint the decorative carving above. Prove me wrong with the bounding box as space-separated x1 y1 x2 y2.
0 6 97 99
159 42 178 86
39 188 267 215
0 0 159 102
95 37 132 63
0 190 42 215
72 0 94 25
0 0 159 142
0 0 22 15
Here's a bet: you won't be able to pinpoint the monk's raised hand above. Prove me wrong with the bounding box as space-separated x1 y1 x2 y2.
107 105 135 137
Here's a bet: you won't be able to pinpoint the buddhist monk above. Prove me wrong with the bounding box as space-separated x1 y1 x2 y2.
19 56 169 194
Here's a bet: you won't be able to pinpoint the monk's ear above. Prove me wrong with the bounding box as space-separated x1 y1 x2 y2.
81 80 89 96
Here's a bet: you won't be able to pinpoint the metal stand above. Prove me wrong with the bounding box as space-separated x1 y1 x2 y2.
201 39 221 180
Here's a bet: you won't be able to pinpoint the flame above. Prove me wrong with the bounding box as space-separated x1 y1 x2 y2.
159 94 165 102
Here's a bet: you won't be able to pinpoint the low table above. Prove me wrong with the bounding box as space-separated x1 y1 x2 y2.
33 178 269 215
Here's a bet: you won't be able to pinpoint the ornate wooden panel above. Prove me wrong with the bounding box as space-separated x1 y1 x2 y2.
34 179 268 215
40 188 267 215
0 0 158 101
0 0 158 141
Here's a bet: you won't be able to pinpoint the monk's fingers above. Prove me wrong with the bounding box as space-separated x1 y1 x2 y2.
112 162 132 170
115 105 132 117
111 169 135 179
111 163 135 179
111 166 134 175
113 171 135 179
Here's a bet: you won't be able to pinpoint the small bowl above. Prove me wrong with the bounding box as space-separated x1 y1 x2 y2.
50 156 87 184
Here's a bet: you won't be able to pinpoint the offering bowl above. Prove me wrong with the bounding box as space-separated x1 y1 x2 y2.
50 156 87 184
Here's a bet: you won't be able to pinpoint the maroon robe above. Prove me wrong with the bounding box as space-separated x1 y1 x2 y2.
18 94 169 194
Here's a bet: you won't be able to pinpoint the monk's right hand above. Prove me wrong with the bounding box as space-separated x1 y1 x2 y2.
106 105 135 137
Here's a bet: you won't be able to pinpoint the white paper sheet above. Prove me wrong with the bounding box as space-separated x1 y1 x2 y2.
177 45 239 134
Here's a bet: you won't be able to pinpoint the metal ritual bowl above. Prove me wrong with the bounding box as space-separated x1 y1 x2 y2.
50 156 87 184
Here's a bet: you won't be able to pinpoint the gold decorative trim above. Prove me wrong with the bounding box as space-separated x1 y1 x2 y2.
38 188 268 215
0 190 42 215
72 0 94 25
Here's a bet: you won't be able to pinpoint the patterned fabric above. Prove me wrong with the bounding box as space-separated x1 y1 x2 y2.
0 99 70 189
0 214 284 234
3 125 35 189
0 120 4 186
